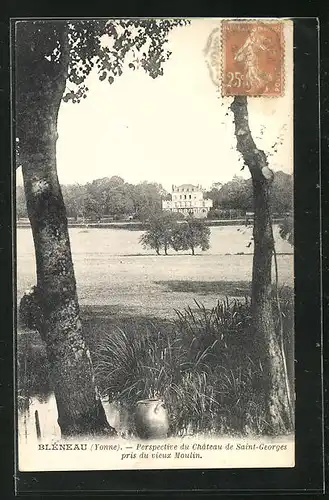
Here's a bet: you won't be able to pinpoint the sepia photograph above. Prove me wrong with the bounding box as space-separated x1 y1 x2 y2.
15 17 295 471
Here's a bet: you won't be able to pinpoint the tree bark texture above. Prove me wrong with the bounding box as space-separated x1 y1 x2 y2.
230 96 292 433
16 21 115 437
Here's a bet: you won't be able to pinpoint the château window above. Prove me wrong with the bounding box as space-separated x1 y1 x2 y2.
189 194 191 199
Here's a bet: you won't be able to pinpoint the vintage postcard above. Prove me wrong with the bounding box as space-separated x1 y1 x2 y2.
15 17 294 472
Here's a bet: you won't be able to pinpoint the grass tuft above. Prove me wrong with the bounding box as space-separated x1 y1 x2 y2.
94 293 294 436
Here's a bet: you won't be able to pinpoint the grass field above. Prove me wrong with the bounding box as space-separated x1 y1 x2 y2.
17 225 293 319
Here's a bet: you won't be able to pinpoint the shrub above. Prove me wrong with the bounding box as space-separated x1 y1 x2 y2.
279 216 294 246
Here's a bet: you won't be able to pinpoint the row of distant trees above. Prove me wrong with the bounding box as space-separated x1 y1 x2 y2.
16 175 164 221
140 212 210 255
205 171 293 218
16 171 293 221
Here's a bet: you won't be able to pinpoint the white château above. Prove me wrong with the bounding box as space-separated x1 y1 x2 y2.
162 184 213 218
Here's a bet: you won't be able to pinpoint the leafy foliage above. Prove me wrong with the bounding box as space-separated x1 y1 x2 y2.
63 19 190 103
61 177 165 221
271 171 293 215
279 216 294 246
171 217 211 255
206 171 293 216
17 175 167 222
139 214 210 255
139 212 184 255
129 182 165 221
206 175 253 211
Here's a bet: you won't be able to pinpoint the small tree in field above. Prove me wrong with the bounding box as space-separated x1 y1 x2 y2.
140 212 183 255
172 217 210 255
140 226 162 255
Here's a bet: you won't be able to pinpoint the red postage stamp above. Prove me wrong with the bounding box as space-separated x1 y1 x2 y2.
222 21 284 97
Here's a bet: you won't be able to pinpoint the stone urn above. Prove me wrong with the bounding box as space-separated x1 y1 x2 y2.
134 399 169 439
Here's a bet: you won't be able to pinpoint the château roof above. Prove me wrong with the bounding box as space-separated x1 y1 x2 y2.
172 183 203 190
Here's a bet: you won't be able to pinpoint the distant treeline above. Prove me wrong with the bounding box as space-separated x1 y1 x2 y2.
16 172 293 221
205 171 293 219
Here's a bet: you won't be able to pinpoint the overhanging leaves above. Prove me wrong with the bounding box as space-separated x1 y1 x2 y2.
64 19 190 102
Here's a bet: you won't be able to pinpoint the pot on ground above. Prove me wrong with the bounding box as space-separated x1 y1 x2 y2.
134 399 169 439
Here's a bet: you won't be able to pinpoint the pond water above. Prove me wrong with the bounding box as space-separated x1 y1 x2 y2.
18 393 129 446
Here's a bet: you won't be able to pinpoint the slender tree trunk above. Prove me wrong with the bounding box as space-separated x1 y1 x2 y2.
230 96 292 434
16 22 115 437
191 246 195 255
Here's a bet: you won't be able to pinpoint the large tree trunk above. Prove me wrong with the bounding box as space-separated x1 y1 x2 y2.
230 96 292 434
16 21 115 437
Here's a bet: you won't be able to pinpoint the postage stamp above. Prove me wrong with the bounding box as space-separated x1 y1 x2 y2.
221 21 284 97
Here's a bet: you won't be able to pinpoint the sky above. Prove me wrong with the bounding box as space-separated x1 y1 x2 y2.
16 19 293 192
